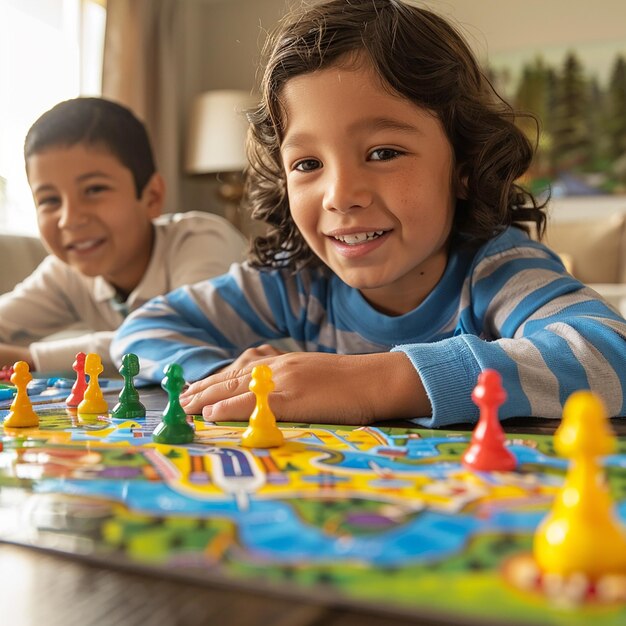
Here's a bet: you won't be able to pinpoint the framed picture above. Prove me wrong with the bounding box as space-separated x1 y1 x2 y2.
488 41 626 199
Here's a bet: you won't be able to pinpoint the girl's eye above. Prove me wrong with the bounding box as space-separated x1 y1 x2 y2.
294 159 321 172
369 148 402 161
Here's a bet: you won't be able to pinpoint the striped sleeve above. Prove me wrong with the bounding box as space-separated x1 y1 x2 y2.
111 263 299 382
394 232 626 427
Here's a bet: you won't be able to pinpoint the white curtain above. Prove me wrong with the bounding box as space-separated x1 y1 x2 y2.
101 0 182 210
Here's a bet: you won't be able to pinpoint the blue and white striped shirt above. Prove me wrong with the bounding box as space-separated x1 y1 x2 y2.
111 227 626 427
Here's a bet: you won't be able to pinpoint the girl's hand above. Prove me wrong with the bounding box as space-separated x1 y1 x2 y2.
179 351 430 425
218 343 286 374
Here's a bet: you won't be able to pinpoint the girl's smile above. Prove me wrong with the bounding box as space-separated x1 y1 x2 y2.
280 56 460 316
326 228 392 258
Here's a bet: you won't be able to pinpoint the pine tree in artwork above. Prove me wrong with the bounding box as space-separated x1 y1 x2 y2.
551 52 592 173
607 55 626 187
514 56 557 182
515 57 552 130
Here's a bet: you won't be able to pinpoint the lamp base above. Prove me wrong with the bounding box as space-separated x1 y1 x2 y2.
216 172 244 229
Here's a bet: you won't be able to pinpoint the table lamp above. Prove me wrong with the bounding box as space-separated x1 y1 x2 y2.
185 89 257 229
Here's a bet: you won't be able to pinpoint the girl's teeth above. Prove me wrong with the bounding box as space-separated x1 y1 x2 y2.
335 231 384 245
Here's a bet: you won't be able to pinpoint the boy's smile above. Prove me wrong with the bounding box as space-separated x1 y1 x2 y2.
27 145 163 296
280 57 459 316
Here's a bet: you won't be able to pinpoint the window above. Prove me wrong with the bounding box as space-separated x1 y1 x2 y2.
0 0 106 235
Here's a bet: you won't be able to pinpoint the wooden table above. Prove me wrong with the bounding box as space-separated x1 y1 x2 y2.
1 385 625 626
1 544 443 626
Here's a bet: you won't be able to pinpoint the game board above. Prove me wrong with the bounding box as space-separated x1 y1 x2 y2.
1 399 625 626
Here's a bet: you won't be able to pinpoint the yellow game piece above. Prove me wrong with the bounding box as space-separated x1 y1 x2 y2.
241 364 284 448
3 361 39 428
77 353 109 415
533 391 626 579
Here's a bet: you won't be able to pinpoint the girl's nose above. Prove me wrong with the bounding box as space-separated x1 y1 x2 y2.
322 164 373 213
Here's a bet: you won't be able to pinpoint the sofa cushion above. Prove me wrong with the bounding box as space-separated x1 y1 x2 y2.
0 234 48 295
542 213 626 284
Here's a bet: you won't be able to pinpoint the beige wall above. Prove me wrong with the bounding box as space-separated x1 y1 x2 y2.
187 0 626 95
180 0 626 217
183 0 288 94
438 0 626 55
180 0 288 217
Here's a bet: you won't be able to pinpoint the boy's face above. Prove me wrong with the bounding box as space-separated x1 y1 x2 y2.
27 144 163 296
279 59 459 316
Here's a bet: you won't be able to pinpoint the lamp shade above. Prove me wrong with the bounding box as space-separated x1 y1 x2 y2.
185 89 257 174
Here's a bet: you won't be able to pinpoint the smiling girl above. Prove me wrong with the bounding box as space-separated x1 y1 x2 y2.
112 0 626 426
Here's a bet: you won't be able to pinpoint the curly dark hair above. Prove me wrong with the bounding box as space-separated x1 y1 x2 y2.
246 0 546 270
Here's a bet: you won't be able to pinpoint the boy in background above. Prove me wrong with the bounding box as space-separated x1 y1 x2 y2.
0 97 247 374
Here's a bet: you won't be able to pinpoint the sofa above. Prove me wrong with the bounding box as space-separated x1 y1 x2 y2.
1 201 625 316
540 198 626 316
0 233 47 295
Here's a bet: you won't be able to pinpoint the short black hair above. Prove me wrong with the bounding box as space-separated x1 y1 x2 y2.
24 97 156 198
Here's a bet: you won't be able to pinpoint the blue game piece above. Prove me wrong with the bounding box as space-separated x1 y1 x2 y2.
52 378 73 389
0 384 16 401
27 379 48 395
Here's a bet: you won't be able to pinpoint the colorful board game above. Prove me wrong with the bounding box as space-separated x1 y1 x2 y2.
1 391 626 626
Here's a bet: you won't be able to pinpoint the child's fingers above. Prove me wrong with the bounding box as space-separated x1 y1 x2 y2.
181 366 245 399
232 344 284 368
181 347 286 407
203 391 256 422
181 372 251 414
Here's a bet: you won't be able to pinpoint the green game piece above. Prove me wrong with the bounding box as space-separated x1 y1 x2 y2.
111 353 146 419
152 363 194 444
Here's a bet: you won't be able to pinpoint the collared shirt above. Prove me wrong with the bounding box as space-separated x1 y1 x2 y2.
0 211 247 374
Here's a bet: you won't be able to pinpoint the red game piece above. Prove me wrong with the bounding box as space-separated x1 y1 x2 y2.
461 369 516 472
0 365 14 382
66 352 88 408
